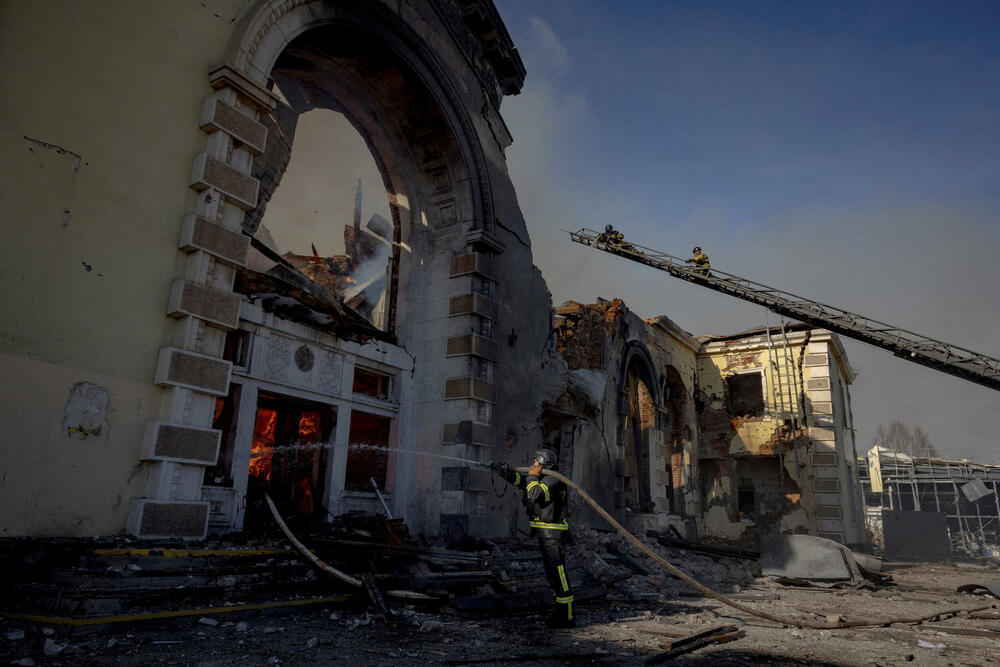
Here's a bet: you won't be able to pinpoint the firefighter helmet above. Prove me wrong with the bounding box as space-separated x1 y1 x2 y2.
605 224 614 233
692 246 701 253
534 448 558 468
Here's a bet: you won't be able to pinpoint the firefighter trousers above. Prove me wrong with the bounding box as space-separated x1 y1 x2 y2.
538 533 574 625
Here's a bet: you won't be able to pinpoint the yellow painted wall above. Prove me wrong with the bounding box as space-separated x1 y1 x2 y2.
0 1 247 535
696 343 805 456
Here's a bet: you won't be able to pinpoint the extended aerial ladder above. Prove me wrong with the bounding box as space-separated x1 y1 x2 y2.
567 228 1000 392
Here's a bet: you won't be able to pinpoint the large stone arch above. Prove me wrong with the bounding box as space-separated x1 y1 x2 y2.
616 340 661 514
129 0 509 539
226 0 495 238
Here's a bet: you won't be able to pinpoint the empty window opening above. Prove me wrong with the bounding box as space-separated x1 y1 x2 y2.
737 480 756 517
246 393 334 524
250 108 394 331
353 367 391 399
223 329 252 367
728 373 765 417
345 411 393 492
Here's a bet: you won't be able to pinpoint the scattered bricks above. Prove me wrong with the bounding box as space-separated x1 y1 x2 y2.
198 617 219 627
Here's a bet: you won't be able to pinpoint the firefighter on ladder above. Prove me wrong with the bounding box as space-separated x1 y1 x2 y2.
597 224 624 247
492 449 575 628
686 246 710 276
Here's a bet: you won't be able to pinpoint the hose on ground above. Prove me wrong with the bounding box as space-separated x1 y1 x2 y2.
515 466 994 629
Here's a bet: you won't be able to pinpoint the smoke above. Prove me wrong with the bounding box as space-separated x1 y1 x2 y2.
501 12 1000 463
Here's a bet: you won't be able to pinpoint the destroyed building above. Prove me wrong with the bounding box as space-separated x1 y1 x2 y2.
2 1 867 552
0 0 566 540
549 300 866 547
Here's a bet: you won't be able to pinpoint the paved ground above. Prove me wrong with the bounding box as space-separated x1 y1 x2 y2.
3 561 997 666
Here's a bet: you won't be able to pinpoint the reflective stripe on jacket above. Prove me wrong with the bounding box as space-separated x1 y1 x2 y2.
503 468 570 534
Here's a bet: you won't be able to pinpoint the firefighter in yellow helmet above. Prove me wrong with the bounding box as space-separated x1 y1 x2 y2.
686 246 710 276
492 448 575 628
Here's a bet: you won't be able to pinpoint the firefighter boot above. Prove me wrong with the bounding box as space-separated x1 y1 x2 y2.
550 595 576 628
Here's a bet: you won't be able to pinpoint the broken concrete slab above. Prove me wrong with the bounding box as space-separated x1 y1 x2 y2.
760 534 863 583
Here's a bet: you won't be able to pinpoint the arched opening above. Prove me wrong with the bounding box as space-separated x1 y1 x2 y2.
618 342 660 514
194 7 495 534
623 364 655 512
250 107 395 329
237 20 484 341
662 365 689 515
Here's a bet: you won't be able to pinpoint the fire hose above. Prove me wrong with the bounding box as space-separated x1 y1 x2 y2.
510 466 995 630
268 469 995 630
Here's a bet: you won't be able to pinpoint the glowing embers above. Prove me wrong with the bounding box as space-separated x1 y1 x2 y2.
247 393 334 519
345 412 393 492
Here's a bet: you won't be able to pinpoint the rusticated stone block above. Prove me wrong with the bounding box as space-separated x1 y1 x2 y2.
154 347 231 396
200 98 267 154
447 335 473 356
141 421 221 465
178 214 250 267
806 377 830 390
448 293 497 319
167 279 241 329
804 353 829 367
129 500 209 539
444 377 471 399
449 252 495 279
190 153 259 209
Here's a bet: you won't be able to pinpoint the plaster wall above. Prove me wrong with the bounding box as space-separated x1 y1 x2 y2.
0 1 244 535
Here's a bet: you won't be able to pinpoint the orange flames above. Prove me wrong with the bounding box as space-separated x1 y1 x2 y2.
298 411 320 442
249 408 277 481
343 276 357 285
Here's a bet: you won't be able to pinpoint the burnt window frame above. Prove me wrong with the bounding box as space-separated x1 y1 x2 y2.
726 370 767 418
352 366 392 400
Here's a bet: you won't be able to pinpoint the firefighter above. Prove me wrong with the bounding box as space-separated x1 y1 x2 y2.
686 246 710 275
491 449 575 628
597 224 624 247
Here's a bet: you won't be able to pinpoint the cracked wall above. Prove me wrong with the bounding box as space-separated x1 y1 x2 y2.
695 327 865 545
552 299 701 537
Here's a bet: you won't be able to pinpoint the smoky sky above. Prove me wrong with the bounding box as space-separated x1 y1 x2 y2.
259 108 392 259
497 1 1000 462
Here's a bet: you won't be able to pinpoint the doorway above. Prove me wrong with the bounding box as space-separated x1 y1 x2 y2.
246 392 335 526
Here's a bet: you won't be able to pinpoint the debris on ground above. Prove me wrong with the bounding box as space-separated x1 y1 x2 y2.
2 518 998 665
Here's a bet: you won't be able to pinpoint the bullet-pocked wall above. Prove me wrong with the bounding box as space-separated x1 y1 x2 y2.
0 0 562 540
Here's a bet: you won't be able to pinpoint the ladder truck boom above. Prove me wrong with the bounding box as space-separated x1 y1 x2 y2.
567 228 1000 392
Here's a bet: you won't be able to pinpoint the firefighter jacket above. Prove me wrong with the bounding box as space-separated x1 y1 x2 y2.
691 252 710 267
502 468 570 535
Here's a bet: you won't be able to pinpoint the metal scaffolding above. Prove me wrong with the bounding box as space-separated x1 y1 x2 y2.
567 229 1000 391
857 450 1000 555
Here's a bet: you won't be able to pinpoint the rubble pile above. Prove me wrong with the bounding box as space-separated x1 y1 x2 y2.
566 528 757 603
1 517 761 626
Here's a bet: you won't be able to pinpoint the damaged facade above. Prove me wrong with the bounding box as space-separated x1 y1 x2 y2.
2 1 863 551
549 300 865 547
0 0 564 540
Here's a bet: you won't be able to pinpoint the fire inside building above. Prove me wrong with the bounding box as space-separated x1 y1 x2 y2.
5 3 1000 663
